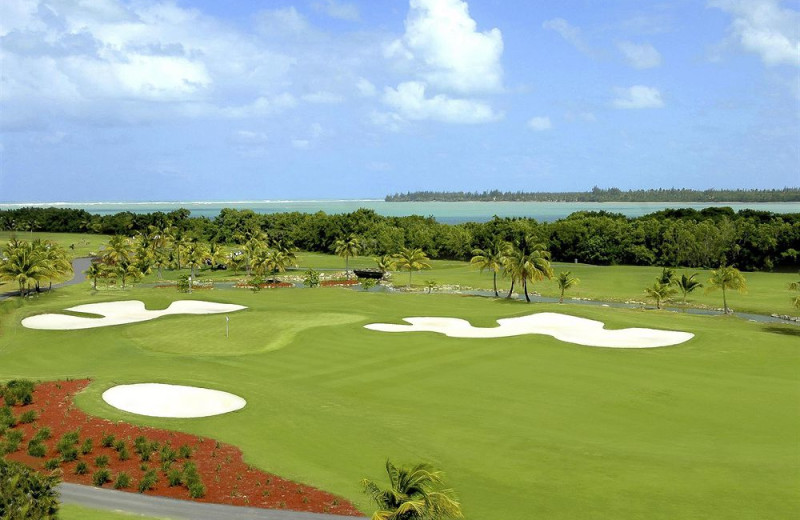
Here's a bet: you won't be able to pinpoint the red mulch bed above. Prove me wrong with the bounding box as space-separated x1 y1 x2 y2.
1 380 360 515
234 283 293 289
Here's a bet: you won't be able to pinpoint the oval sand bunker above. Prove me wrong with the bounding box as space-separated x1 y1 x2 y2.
102 383 246 418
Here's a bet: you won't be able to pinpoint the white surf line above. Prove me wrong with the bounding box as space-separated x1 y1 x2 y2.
365 312 693 348
21 300 247 330
102 383 246 418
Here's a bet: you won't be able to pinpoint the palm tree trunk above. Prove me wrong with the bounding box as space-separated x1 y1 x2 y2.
523 279 530 302
722 285 728 313
492 272 498 297
408 270 412 288
559 288 564 304
345 256 350 280
506 279 515 298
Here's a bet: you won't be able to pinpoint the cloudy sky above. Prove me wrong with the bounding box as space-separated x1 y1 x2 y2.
1 0 798 202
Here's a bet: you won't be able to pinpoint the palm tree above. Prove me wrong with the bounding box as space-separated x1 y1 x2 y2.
102 235 134 288
85 262 102 290
707 265 747 314
674 273 703 304
375 254 395 273
184 240 210 280
244 235 267 276
334 236 362 280
392 247 431 288
0 240 47 296
505 243 554 302
362 460 463 520
644 281 676 309
658 267 676 285
470 241 512 297
557 271 579 303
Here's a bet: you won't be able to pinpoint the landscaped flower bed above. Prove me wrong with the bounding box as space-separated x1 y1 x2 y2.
0 380 360 515
320 279 359 287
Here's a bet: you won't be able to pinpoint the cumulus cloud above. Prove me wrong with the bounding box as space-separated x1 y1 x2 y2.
312 0 360 21
710 0 800 66
527 116 552 131
542 18 594 56
356 78 377 97
617 41 662 68
612 86 664 109
382 81 500 124
387 0 504 93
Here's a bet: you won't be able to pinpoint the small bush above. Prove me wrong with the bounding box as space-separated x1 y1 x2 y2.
94 455 109 468
3 380 35 405
178 444 193 459
92 468 111 486
114 472 131 489
80 438 93 455
61 429 80 446
118 446 130 461
159 445 176 464
113 439 126 452
60 446 78 462
75 461 89 475
0 406 16 428
5 429 23 445
188 481 206 498
100 433 115 447
18 410 37 424
44 458 60 470
33 427 51 442
27 439 46 458
167 469 183 487
138 470 158 493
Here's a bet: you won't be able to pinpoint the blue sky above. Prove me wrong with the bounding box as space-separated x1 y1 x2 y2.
0 0 798 202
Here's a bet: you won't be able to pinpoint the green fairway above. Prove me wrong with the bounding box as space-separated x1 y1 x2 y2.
61 504 170 519
1 283 798 519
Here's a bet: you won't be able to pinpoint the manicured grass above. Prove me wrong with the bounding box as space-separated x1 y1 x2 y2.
0 231 109 259
1 284 798 519
61 504 170 519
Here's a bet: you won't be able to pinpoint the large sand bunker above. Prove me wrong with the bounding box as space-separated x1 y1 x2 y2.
365 312 693 348
102 383 246 418
22 300 246 330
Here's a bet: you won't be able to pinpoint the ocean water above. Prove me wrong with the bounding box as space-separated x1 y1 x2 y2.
1 200 798 224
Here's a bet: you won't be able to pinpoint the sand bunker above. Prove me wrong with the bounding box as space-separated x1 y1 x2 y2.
22 300 246 330
102 383 246 418
365 312 693 348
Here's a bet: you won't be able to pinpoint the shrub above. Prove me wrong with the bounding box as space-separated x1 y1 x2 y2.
80 438 93 455
0 459 59 519
18 410 37 424
113 439 126 452
61 429 80 446
0 406 16 429
114 472 131 489
159 445 176 464
3 380 35 405
178 444 193 459
60 446 78 462
188 481 206 498
75 461 89 475
27 439 46 458
94 455 109 468
118 446 130 461
100 433 115 447
92 468 111 486
44 458 60 470
138 470 158 493
33 427 52 442
303 269 320 288
167 469 183 487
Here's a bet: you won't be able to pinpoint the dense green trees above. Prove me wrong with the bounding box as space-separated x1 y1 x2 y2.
0 239 72 296
0 458 60 519
1 206 797 273
362 461 463 520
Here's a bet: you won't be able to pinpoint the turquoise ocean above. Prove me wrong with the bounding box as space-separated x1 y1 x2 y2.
1 200 798 224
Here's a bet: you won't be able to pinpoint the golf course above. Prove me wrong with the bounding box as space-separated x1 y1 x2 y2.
1 246 798 519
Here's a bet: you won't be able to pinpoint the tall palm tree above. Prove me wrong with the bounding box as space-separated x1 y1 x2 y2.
39 240 73 291
185 240 210 280
334 236 362 280
505 243 553 302
470 241 512 297
644 281 676 309
707 265 747 314
392 247 431 288
244 235 267 276
557 271 580 303
85 262 102 290
102 235 134 288
0 240 47 297
362 460 463 520
674 273 703 304
375 254 395 273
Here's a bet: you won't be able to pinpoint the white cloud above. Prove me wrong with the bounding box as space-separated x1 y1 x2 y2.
387 0 504 93
312 0 360 21
254 7 312 38
617 41 662 68
382 81 500 124
527 116 552 131
542 18 593 56
356 77 377 97
612 86 664 109
710 0 800 66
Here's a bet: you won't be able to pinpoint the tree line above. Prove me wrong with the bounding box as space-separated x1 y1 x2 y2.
1 206 798 272
386 187 800 202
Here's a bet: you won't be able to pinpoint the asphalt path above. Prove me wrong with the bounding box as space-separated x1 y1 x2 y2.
59 483 367 520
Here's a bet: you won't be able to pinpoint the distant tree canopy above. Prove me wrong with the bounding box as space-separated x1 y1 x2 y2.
1 206 798 272
385 187 800 203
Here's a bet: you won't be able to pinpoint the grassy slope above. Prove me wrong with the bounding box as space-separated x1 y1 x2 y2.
1 285 798 519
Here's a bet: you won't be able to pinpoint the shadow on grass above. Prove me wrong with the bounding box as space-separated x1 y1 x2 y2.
761 325 800 338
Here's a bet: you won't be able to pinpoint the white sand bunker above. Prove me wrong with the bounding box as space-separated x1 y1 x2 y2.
365 312 693 348
102 383 246 418
22 300 246 330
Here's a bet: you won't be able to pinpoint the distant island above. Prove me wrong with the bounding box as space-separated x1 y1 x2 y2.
385 187 800 203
